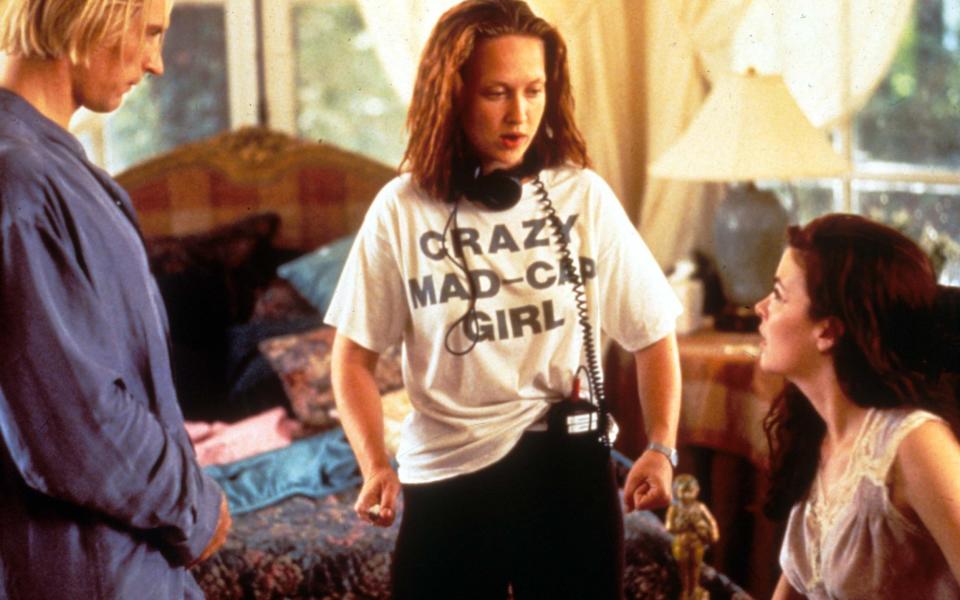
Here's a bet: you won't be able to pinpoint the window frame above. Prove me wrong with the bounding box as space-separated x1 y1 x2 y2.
830 0 960 215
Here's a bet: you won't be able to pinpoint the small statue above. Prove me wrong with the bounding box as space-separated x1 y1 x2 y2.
666 473 720 600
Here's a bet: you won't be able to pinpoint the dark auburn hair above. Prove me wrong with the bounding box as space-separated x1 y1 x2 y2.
763 213 952 519
401 0 589 201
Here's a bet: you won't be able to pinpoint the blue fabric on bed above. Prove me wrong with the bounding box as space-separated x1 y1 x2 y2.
204 426 362 514
208 432 634 516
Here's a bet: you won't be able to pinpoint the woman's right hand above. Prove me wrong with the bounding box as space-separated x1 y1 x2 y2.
332 333 400 528
354 465 401 527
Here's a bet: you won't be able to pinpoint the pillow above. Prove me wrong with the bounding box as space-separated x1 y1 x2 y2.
249 277 320 323
276 234 355 317
259 326 404 428
147 212 283 326
145 212 284 420
223 315 325 423
219 277 322 424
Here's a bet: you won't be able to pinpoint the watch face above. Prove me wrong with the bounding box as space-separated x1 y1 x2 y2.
662 450 677 467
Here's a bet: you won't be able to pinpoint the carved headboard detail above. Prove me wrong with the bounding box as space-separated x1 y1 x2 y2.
115 126 397 250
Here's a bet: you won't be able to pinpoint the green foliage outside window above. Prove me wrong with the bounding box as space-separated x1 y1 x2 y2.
293 1 407 167
848 0 960 279
856 0 960 169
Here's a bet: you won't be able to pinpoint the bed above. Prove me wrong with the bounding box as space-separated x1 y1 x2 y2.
115 127 752 599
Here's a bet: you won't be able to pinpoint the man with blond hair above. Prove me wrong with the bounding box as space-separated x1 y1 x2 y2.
0 1 230 597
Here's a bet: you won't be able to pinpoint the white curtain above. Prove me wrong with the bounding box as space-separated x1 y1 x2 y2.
640 0 753 269
535 2 642 222
731 0 915 127
355 0 460 105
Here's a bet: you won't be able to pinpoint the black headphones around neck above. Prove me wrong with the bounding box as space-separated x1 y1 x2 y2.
455 151 544 211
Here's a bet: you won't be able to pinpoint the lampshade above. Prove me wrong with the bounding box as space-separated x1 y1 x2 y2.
649 71 849 181
648 70 849 332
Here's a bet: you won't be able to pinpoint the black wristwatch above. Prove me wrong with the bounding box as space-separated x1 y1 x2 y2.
645 442 678 468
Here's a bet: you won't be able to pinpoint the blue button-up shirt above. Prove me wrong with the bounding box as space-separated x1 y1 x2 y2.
0 89 223 599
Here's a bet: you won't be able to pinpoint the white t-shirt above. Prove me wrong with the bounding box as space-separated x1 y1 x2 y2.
325 166 681 483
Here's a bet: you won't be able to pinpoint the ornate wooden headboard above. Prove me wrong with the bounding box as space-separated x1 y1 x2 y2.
115 126 397 250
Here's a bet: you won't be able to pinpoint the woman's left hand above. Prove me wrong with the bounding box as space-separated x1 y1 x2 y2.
623 450 673 512
626 334 681 512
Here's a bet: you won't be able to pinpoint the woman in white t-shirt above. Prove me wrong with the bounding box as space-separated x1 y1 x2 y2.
756 214 960 599
325 1 682 597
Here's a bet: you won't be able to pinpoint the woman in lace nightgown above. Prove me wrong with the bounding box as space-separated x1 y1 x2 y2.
754 214 960 599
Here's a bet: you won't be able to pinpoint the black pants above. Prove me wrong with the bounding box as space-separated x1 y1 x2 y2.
391 431 624 600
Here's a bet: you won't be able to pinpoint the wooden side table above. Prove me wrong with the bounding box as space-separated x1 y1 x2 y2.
674 329 783 467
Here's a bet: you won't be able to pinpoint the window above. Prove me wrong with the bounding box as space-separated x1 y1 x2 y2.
774 0 960 281
75 0 404 173
263 0 407 166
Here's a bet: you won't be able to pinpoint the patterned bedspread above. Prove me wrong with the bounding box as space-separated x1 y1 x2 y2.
190 485 751 599
192 488 391 599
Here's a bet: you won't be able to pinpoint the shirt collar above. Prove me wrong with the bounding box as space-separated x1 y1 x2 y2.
0 87 88 159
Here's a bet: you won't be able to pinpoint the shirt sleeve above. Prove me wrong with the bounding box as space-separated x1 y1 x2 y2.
324 181 409 353
591 174 682 352
0 190 221 565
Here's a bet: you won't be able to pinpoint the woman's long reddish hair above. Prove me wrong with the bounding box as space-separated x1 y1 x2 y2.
402 0 589 201
763 213 952 519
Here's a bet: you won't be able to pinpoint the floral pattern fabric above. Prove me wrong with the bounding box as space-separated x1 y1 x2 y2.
191 482 752 599
259 326 403 428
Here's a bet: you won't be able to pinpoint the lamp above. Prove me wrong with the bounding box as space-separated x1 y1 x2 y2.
649 70 849 331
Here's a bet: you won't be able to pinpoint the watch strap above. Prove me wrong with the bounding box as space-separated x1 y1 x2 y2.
645 441 678 468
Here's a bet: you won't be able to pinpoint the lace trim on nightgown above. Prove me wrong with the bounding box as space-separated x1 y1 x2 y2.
802 408 940 589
